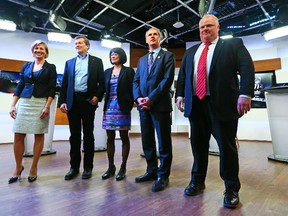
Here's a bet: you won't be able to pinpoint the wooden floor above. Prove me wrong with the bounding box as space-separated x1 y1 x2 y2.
1 134 288 216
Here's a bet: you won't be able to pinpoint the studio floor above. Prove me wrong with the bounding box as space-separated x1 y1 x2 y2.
0 134 288 216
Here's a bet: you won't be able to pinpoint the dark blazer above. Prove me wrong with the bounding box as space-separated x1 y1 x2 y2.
60 54 105 111
103 66 135 114
14 61 57 98
133 49 175 112
176 38 255 120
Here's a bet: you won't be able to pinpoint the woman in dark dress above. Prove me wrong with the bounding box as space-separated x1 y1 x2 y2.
102 48 135 181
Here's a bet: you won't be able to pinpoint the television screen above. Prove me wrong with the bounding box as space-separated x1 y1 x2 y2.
252 71 276 108
0 70 20 93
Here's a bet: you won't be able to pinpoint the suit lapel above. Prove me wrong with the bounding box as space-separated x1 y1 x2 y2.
210 39 224 73
26 62 34 79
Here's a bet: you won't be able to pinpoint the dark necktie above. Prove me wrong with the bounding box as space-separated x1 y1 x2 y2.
148 51 154 73
196 42 211 100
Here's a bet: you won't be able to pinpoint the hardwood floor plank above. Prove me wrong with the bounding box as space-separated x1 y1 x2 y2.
0 135 288 216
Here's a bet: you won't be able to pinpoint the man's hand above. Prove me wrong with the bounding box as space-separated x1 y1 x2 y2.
237 96 251 117
176 97 184 112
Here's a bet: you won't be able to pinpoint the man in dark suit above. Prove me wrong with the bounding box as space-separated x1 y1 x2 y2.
133 27 175 192
60 36 105 180
176 15 254 208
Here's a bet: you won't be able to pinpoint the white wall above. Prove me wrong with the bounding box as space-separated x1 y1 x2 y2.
1 30 288 142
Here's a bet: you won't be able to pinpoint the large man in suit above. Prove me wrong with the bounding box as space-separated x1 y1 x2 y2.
176 15 254 208
60 36 105 180
133 27 175 192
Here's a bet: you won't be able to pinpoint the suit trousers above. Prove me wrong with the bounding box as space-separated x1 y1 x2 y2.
67 93 97 170
139 110 172 178
188 96 240 192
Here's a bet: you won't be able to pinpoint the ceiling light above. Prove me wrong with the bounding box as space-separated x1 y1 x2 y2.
49 11 67 32
0 19 16 31
173 21 184 28
220 34 233 39
47 32 72 43
101 38 121 49
264 25 288 41
173 9 184 29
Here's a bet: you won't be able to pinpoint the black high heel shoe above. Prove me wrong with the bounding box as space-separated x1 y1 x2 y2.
102 165 116 180
8 166 24 184
28 176 38 182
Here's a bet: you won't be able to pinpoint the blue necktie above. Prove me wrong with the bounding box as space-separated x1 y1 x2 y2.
148 51 154 73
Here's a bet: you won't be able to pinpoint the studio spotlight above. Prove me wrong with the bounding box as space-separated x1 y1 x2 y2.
49 11 67 32
19 10 36 32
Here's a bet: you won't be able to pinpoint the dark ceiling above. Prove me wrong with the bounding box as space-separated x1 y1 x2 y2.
1 0 288 48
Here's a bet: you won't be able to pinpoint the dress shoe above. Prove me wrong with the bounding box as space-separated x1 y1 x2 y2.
223 191 240 209
64 168 79 180
152 177 169 192
184 182 206 196
28 176 38 182
8 166 24 184
102 165 116 180
82 169 92 179
115 166 126 181
135 172 157 183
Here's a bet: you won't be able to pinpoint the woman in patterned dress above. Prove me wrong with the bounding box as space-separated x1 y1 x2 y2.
102 48 135 180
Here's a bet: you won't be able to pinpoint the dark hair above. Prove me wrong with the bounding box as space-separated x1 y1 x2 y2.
109 47 127 65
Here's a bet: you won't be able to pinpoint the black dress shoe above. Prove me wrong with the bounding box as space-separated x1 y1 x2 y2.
102 165 116 180
135 172 157 183
82 169 92 179
64 168 79 180
28 176 37 182
116 166 126 181
184 182 206 196
152 177 169 192
223 191 239 209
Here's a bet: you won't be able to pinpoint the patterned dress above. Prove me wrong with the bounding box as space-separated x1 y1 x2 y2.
102 75 131 130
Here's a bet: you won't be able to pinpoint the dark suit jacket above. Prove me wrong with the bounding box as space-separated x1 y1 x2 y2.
14 61 57 98
60 54 105 111
103 66 135 114
133 49 175 112
176 38 255 120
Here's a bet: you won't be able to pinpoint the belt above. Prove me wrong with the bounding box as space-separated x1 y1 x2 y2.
74 91 87 95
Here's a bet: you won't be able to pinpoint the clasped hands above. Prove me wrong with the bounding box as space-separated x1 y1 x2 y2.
137 97 153 110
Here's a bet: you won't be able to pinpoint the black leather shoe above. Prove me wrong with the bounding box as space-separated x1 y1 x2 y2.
82 169 92 179
152 177 169 192
64 168 79 180
184 182 206 196
223 191 239 209
116 167 126 181
135 172 157 183
102 165 116 180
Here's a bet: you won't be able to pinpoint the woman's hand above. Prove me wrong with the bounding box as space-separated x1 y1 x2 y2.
9 105 17 119
40 106 50 119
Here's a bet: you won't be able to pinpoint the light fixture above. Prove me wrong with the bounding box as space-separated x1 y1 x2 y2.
101 38 121 49
264 25 288 41
49 10 67 32
220 34 233 39
0 19 16 31
173 9 184 29
47 32 72 43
